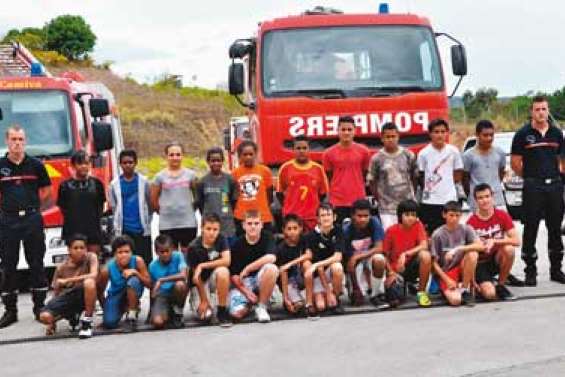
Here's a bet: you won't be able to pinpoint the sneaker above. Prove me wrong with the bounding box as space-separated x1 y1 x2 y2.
550 270 565 284
124 317 137 333
78 319 93 339
350 288 365 306
385 283 402 308
0 310 18 329
369 295 391 310
506 274 525 287
95 303 104 317
461 290 475 307
524 273 537 287
68 313 80 331
306 305 320 321
495 284 516 301
170 313 185 329
255 304 271 323
330 299 346 315
416 291 432 307
217 307 233 328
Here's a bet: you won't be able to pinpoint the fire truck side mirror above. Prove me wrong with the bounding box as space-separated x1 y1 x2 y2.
451 45 467 76
89 99 111 118
92 121 114 152
229 63 245 95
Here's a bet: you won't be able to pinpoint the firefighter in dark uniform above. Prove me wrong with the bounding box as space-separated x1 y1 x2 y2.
0 125 52 328
510 95 565 286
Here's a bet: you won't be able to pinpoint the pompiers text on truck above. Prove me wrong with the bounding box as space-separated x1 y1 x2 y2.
224 4 467 170
0 42 123 279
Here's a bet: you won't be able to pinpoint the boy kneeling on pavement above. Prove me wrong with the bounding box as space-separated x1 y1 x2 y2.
39 234 98 338
229 210 278 323
466 183 519 301
342 199 389 309
383 200 432 307
431 201 486 306
149 234 189 329
275 214 310 316
303 204 345 319
97 235 152 331
186 213 232 327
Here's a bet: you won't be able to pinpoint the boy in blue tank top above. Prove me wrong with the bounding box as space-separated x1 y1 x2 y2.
97 235 151 331
149 234 189 329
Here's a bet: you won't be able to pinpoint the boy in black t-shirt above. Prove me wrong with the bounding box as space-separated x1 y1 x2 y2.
275 214 310 315
186 213 232 327
57 150 106 255
229 210 278 323
304 204 345 318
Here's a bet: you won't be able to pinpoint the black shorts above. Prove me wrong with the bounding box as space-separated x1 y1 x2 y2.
42 286 85 318
160 228 197 248
476 259 498 284
401 257 420 282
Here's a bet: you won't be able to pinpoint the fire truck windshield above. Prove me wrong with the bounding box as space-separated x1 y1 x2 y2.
262 25 443 97
0 90 73 157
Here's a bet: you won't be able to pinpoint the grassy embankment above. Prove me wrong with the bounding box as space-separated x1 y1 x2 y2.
48 65 242 178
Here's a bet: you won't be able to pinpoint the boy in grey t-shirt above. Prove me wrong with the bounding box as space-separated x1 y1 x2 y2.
462 120 506 210
431 201 485 307
196 148 238 238
369 122 418 229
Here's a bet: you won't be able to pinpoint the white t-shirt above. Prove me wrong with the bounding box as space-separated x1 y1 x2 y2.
417 144 463 205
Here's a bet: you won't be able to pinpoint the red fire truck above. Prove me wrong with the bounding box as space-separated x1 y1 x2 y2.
0 43 122 278
225 5 467 168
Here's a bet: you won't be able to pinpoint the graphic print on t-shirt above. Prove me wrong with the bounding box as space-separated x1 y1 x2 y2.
424 154 452 197
239 173 261 201
473 224 503 240
351 237 372 253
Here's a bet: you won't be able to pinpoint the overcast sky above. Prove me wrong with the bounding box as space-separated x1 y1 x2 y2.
0 0 563 96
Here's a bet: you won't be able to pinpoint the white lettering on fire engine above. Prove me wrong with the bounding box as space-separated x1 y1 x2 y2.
289 112 430 137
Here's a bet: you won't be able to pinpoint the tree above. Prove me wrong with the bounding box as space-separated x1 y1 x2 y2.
462 88 498 119
2 27 46 50
549 87 565 120
44 15 96 60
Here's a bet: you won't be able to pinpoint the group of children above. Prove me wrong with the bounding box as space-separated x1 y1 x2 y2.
38 115 520 339
39 183 517 339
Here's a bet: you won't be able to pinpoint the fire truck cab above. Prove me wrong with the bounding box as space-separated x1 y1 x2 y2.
226 5 467 169
0 43 123 277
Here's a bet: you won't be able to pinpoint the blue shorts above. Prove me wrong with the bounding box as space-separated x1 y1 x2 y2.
228 264 278 316
102 276 144 329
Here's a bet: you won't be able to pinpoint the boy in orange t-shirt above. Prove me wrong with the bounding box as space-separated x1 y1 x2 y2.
232 140 274 235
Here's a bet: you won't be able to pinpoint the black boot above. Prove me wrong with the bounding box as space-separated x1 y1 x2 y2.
524 263 537 287
31 289 47 321
0 293 18 328
549 252 565 284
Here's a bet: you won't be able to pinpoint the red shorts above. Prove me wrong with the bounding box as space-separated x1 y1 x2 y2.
439 266 462 293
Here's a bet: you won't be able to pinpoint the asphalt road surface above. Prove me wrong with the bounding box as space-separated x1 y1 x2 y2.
1 220 565 377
